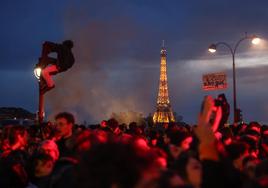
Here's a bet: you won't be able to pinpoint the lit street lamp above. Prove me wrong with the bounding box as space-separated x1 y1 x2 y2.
34 64 45 124
208 33 260 124
34 67 42 80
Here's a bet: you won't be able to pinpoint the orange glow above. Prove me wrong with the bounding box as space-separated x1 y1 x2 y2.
153 44 175 124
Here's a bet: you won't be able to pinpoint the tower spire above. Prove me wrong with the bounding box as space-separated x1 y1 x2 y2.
153 41 175 124
161 40 167 56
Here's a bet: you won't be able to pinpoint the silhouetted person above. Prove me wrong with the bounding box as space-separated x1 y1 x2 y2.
39 40 75 93
217 93 230 130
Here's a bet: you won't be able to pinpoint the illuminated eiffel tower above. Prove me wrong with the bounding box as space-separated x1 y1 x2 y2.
153 41 175 124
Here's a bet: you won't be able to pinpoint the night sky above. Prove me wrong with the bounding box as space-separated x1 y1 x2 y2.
1 0 268 124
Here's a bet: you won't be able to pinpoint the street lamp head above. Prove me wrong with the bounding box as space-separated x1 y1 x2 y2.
208 44 217 53
34 67 42 80
251 37 261 45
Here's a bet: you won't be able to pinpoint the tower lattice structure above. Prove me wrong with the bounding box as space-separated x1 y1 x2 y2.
153 42 175 124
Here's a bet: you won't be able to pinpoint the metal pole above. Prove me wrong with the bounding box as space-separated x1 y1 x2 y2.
211 34 258 124
232 53 237 124
38 82 44 124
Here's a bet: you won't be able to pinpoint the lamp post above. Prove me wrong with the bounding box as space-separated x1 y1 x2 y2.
208 33 260 124
34 65 44 124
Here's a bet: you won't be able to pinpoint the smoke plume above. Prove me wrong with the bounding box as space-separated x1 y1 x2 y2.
46 6 157 123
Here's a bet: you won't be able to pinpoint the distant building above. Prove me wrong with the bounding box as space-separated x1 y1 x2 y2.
0 107 35 120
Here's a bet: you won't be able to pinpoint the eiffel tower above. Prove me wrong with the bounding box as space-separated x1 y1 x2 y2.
153 41 175 124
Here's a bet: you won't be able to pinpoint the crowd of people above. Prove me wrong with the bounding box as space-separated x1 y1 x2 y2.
1 96 268 188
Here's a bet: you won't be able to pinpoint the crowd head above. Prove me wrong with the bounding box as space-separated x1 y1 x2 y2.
1 96 268 188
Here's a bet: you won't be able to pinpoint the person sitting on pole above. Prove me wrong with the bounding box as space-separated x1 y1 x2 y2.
39 40 75 94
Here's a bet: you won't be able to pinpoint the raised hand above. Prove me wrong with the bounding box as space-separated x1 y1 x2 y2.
194 95 220 161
